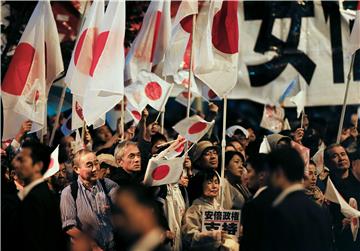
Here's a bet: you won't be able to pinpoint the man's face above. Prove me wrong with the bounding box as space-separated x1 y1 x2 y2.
200 148 218 169
62 136 75 160
12 148 41 185
327 146 350 171
75 152 100 183
119 145 141 173
147 122 160 136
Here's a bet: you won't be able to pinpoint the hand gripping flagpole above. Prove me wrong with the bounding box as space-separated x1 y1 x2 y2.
220 95 228 208
185 14 197 153
336 54 356 144
49 1 90 146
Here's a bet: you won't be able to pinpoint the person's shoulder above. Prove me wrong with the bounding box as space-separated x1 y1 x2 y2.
60 184 72 198
103 177 119 190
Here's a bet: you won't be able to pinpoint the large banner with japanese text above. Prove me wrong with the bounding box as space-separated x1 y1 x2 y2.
230 1 360 106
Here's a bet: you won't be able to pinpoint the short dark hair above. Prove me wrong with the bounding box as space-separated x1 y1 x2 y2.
268 148 304 182
188 169 220 200
151 133 167 147
225 151 245 167
247 153 269 174
21 141 51 175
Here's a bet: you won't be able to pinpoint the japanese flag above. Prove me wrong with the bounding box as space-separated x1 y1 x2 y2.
43 146 60 179
105 104 133 132
1 0 64 140
125 0 171 83
348 1 360 56
349 198 359 241
144 157 185 186
126 102 142 124
71 95 105 130
65 0 104 96
83 0 125 125
324 178 360 218
200 81 221 101
173 115 215 143
194 0 239 98
157 136 187 160
162 0 198 77
137 71 173 111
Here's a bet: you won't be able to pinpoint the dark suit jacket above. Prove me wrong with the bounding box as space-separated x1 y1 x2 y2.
265 190 333 251
14 181 65 251
241 187 277 251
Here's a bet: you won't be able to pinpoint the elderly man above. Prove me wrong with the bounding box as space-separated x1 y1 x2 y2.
111 140 143 186
11 141 64 251
60 149 118 250
324 143 351 184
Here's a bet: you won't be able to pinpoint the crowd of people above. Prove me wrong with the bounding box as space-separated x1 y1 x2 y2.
1 102 359 251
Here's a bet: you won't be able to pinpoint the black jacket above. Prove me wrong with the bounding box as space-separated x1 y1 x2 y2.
14 181 65 251
265 190 333 251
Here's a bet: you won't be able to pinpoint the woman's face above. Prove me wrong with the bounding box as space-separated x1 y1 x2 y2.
203 176 220 198
306 164 317 188
227 154 244 178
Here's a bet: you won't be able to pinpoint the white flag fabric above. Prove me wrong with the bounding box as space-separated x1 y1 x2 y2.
60 114 73 136
162 0 198 77
65 0 104 96
83 0 125 125
106 105 133 132
278 75 300 105
125 0 171 83
324 178 360 218
200 81 221 101
312 144 325 175
348 1 360 56
173 115 215 143
126 102 142 124
71 95 85 130
43 146 60 179
193 0 239 98
260 105 285 133
144 157 185 186
156 136 187 160
289 79 307 118
259 136 271 154
1 0 64 140
349 198 359 241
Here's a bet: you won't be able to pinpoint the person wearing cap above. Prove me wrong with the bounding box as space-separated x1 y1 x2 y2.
189 140 245 210
226 125 250 152
266 133 292 152
332 148 360 251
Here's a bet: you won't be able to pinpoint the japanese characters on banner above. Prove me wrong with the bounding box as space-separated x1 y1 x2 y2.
231 1 360 106
202 210 241 237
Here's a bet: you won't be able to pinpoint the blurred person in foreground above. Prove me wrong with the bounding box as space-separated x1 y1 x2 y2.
265 148 333 251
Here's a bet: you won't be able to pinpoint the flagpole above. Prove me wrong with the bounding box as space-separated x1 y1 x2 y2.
81 120 86 143
336 54 355 144
300 111 305 129
160 111 165 134
220 95 228 208
185 14 197 153
49 78 66 146
120 98 125 141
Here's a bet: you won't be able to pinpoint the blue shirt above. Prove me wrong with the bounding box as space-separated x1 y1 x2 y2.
60 177 118 249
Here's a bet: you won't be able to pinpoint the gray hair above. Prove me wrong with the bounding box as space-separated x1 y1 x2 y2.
114 140 138 160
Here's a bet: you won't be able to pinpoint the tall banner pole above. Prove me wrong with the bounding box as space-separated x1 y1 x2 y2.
185 14 197 153
336 54 355 144
120 98 125 141
220 95 228 208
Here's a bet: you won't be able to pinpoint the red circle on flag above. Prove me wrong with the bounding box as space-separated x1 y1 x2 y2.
175 143 185 153
48 158 54 169
152 164 170 180
75 101 84 120
188 122 207 134
74 29 88 66
208 89 217 99
2 43 35 96
145 82 162 100
89 31 110 76
181 91 192 99
131 110 141 121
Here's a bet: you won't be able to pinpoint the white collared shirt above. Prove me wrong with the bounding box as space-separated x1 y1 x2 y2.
272 183 304 207
130 228 165 251
17 178 44 201
253 186 268 199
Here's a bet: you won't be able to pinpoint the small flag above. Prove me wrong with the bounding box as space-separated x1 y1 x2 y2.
43 146 60 179
259 136 271 154
260 105 285 133
278 75 300 105
312 144 325 175
143 156 185 186
289 80 307 118
173 115 215 143
160 136 187 160
349 198 359 241
324 178 360 218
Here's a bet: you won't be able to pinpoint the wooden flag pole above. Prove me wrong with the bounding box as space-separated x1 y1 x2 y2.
81 120 86 143
336 54 355 144
220 95 228 208
160 111 165 134
120 98 125 141
185 14 197 153
300 110 305 129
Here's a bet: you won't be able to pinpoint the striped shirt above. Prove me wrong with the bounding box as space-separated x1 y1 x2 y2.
60 177 118 249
